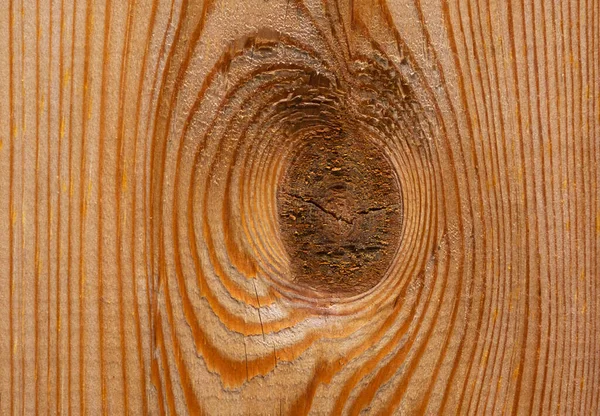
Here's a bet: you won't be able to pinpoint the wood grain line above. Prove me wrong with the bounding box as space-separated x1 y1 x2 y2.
0 0 597 414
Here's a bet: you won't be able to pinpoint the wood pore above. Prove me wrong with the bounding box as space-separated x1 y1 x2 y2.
0 0 598 414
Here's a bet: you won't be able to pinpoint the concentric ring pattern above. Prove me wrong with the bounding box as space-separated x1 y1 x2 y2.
150 1 458 414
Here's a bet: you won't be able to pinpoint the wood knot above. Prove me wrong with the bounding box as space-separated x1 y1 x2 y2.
277 133 402 296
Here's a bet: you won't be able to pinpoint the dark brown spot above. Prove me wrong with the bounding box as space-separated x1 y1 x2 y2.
277 133 402 296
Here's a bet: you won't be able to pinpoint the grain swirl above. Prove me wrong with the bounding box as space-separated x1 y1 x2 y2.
150 1 448 413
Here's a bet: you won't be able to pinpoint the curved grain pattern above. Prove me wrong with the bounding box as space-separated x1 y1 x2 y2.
0 0 597 415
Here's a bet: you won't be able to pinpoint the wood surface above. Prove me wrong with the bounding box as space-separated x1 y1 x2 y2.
0 0 598 414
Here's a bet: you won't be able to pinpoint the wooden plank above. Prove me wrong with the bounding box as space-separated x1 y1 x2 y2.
0 0 597 414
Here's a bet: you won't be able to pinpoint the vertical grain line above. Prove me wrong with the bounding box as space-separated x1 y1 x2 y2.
114 0 135 411
128 1 161 413
8 0 15 413
33 0 40 412
55 0 65 410
505 0 533 413
97 0 114 411
66 0 77 410
78 0 93 412
19 0 26 412
438 2 491 412
142 0 176 409
45 0 53 411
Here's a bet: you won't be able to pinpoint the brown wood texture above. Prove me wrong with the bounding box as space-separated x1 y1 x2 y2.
0 0 598 414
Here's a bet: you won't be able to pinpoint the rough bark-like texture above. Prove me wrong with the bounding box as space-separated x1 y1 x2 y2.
0 0 598 414
278 134 403 296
